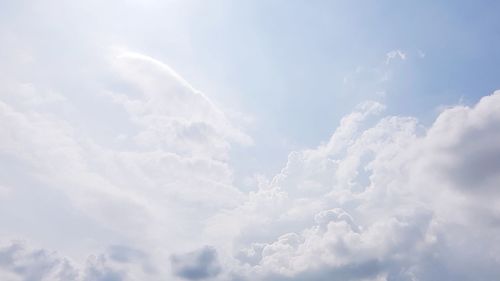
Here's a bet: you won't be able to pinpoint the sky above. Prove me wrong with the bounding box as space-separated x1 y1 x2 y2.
0 1 500 280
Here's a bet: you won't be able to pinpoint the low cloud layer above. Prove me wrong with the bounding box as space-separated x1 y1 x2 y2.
0 48 500 281
171 247 221 280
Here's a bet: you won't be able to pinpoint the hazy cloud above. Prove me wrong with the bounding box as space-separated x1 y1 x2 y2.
171 247 221 280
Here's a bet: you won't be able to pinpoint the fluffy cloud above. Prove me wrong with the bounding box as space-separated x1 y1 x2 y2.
1 44 500 281
205 92 500 281
0 241 78 281
0 241 153 281
108 51 251 160
171 247 221 280
0 49 249 280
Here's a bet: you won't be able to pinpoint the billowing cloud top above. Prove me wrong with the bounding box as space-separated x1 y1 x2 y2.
1 48 500 281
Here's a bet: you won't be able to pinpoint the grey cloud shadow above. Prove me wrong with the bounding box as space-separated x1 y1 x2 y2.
170 246 221 280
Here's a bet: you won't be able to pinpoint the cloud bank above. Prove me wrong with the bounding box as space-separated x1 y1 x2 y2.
0 49 500 281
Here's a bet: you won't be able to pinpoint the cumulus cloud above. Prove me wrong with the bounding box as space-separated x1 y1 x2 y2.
3 1 499 281
83 255 124 281
422 93 500 194
205 91 500 281
108 50 252 159
0 241 78 281
171 247 221 280
1 38 500 281
0 241 161 281
0 48 249 280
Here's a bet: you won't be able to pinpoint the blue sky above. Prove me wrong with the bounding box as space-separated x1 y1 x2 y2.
1 1 500 280
2 0 499 178
151 0 500 178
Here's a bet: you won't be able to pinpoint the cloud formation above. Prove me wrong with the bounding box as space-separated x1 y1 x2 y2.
171 247 221 280
0 241 78 281
0 46 500 281
0 49 248 280
205 91 500 281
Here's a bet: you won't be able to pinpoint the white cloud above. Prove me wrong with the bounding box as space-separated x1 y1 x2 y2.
107 50 252 159
0 49 250 280
385 50 407 65
203 91 500 281
1 41 500 281
0 241 79 281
